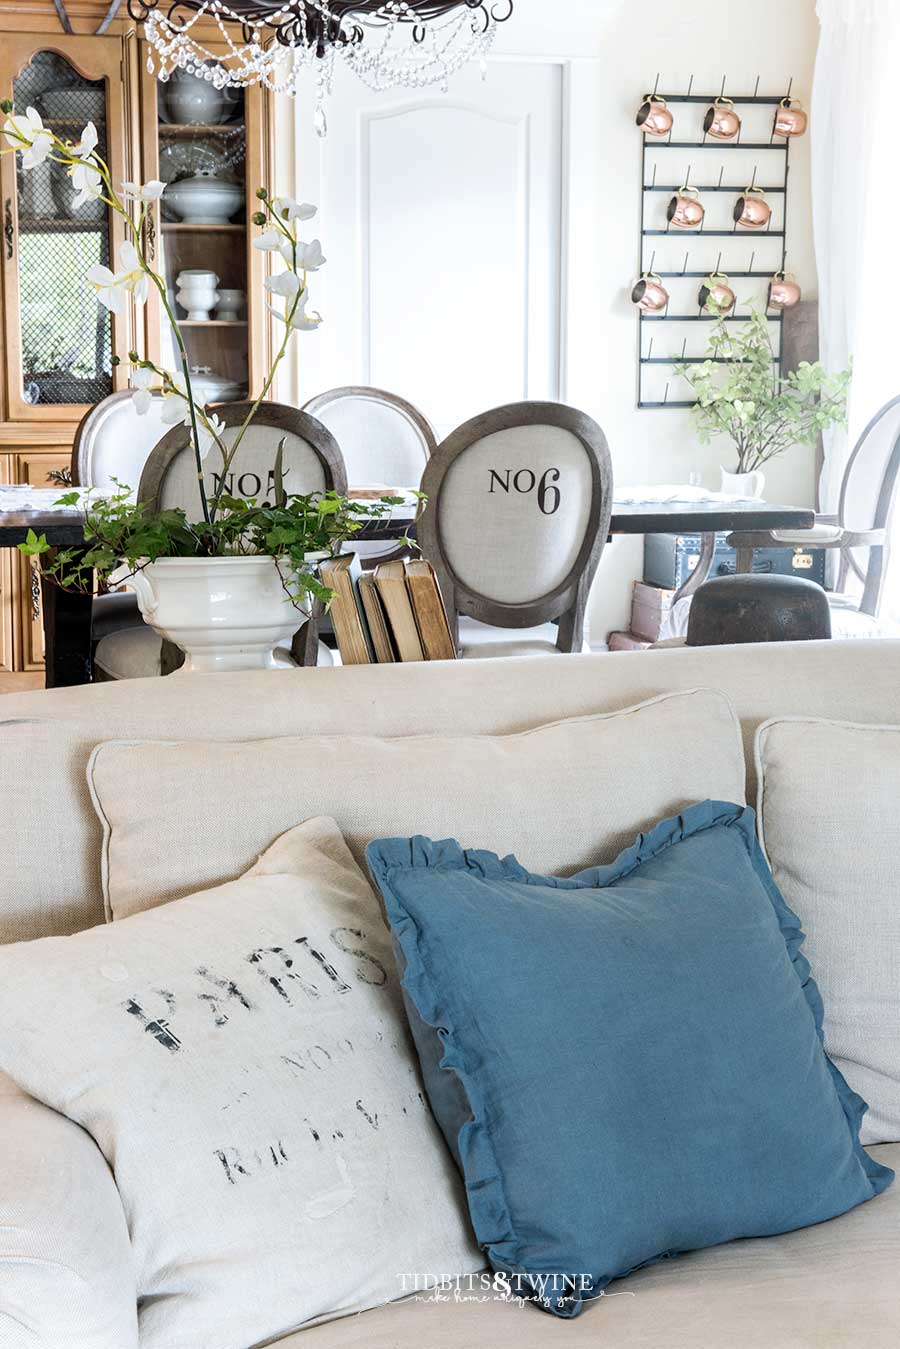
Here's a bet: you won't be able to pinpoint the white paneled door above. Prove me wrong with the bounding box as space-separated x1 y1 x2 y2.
289 62 564 437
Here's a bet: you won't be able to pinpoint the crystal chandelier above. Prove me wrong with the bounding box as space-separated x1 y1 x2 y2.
129 1 515 134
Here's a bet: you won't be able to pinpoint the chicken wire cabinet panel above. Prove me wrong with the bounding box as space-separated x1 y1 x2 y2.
0 34 134 422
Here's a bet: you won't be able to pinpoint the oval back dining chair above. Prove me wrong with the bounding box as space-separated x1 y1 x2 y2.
94 403 347 679
418 402 613 659
302 385 436 489
71 390 172 495
142 401 347 520
726 394 900 639
303 385 436 567
71 391 175 657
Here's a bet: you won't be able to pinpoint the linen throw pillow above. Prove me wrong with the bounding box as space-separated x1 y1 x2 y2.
86 688 746 919
367 802 893 1318
757 717 900 1145
0 818 482 1349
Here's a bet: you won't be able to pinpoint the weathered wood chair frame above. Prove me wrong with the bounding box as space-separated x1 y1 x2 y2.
418 401 613 653
726 395 900 619
138 401 348 670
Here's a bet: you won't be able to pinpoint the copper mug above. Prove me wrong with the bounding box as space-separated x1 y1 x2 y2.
699 272 736 314
734 187 772 230
667 185 705 230
768 270 802 308
636 96 673 137
704 96 741 141
773 97 808 139
631 272 670 313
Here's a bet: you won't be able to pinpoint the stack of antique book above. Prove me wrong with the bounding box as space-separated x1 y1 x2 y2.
319 556 457 665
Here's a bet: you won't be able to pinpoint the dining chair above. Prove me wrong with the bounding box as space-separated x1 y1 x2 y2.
418 402 613 659
72 390 172 497
302 385 437 567
70 391 175 654
93 402 347 679
726 394 900 639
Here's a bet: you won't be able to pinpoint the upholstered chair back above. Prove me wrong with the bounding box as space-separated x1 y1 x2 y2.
139 403 347 519
419 402 613 652
72 391 171 494
303 386 436 490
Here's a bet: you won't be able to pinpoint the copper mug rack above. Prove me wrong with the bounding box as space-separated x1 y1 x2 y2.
636 75 802 409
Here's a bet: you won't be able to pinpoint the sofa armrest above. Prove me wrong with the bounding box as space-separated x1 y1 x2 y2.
0 1073 138 1348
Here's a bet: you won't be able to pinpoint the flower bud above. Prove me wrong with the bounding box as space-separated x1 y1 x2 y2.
255 187 268 200
251 211 266 226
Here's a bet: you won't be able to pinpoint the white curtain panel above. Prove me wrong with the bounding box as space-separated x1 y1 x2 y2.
814 0 900 612
813 0 900 515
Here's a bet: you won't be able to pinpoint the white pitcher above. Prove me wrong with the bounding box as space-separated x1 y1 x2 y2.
720 467 765 499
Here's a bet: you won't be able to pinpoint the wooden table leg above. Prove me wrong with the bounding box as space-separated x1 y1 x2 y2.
40 552 93 688
672 532 718 605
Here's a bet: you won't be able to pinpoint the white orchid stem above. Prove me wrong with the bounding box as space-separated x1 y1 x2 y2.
209 202 304 518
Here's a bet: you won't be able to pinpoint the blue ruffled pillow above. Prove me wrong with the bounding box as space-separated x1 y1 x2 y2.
367 802 893 1318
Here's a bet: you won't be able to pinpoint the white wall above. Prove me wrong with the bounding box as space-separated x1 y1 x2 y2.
277 0 821 641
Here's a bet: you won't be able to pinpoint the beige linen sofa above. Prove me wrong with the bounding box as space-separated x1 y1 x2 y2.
2 640 900 1348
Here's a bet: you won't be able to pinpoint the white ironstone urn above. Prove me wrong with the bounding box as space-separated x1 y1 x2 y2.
109 556 319 674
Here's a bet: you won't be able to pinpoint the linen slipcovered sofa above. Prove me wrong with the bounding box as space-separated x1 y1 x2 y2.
1 640 899 1348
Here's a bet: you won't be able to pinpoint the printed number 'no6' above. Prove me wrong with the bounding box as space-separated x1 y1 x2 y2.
488 468 562 516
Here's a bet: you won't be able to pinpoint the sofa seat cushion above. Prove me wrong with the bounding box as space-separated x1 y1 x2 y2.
277 1144 900 1348
86 688 745 919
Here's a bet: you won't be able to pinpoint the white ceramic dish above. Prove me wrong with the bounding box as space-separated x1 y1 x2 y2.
163 175 244 225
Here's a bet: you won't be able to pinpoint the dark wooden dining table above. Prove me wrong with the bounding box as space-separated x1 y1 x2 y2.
0 497 815 687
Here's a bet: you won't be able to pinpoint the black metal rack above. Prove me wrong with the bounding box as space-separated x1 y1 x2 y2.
636 78 796 409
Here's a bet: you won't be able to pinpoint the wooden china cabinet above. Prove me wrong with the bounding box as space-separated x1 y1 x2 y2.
0 2 273 671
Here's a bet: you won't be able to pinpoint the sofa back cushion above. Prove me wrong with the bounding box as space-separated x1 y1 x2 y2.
1 719 104 941
756 716 900 1145
87 688 745 921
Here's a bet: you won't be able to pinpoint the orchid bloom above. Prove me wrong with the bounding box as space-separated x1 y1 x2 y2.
130 366 155 416
264 270 303 300
267 293 322 332
71 159 103 211
252 228 288 254
295 239 326 272
160 371 192 426
2 106 53 168
271 196 317 225
122 179 166 204
117 241 149 304
87 240 149 312
197 413 227 462
71 122 98 160
85 264 123 313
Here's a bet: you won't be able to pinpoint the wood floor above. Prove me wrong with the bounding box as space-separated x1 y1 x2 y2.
0 672 45 694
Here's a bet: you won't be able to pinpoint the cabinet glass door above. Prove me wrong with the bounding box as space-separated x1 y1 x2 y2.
0 36 131 421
